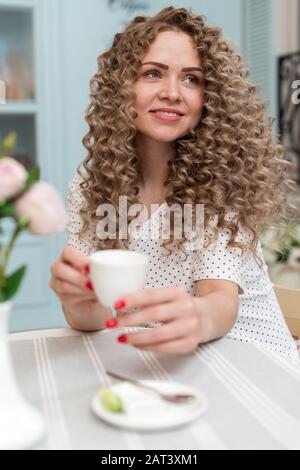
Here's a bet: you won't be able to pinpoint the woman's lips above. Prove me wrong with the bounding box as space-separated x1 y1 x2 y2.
149 111 183 122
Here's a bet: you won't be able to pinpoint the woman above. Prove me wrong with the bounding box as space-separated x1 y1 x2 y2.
49 6 299 360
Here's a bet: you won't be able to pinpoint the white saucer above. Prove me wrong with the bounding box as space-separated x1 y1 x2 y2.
91 380 207 432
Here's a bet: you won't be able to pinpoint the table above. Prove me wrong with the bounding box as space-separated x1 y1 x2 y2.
9 327 300 450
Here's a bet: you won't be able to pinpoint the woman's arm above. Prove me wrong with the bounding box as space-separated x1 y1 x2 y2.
194 279 239 343
62 303 113 332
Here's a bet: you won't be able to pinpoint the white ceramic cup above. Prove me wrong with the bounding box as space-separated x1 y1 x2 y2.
89 250 149 308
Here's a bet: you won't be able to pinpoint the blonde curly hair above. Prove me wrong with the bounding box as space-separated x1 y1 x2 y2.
76 6 296 264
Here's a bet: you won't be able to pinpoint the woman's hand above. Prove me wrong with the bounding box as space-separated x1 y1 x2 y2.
105 286 211 354
49 245 99 317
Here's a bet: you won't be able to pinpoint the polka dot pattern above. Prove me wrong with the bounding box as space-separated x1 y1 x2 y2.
66 173 299 360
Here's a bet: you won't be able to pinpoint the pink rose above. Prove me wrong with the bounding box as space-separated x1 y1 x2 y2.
0 157 27 200
15 182 67 235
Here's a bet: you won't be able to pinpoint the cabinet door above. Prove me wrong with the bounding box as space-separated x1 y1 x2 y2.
0 0 67 332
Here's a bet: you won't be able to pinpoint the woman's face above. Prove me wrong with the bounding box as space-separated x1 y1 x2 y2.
133 30 204 143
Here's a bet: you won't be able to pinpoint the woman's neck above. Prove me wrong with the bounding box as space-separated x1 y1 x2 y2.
135 133 175 191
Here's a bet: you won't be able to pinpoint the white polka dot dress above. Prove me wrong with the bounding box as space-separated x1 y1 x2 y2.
66 173 299 361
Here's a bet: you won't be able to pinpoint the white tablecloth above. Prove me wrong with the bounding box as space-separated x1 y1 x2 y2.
9 327 300 450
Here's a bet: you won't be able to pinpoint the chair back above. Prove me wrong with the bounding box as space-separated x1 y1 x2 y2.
274 284 300 337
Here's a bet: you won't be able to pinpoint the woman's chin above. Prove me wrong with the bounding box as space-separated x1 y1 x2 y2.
139 130 186 143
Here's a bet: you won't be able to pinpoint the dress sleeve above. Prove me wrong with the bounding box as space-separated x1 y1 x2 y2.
192 212 254 295
66 172 95 255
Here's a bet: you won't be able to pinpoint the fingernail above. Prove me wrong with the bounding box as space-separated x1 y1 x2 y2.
118 335 127 343
105 318 118 329
86 281 94 292
114 300 126 310
85 264 90 274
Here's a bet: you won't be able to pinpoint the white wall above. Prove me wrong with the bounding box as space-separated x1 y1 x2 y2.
150 0 242 47
277 0 299 55
58 0 244 186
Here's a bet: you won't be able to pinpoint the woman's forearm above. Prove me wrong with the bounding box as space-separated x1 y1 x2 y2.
62 303 112 332
195 289 239 343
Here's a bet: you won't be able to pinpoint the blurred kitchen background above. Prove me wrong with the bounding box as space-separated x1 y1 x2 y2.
0 0 299 332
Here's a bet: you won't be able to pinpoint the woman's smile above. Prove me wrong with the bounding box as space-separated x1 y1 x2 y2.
149 110 184 122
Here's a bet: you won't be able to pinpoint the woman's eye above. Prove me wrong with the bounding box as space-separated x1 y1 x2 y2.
144 70 160 79
184 75 201 85
143 70 201 85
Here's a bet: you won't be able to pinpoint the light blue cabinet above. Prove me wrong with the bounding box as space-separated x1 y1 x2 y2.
0 0 67 332
0 0 275 332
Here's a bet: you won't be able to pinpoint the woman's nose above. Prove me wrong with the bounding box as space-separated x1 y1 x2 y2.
158 77 181 102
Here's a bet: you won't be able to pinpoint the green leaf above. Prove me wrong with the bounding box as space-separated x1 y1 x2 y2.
275 248 290 263
26 166 40 189
288 223 300 245
18 216 29 229
0 201 16 218
0 289 7 303
0 265 27 302
288 223 298 238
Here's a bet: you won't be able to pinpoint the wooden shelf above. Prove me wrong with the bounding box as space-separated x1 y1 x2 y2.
0 1 35 11
0 101 37 115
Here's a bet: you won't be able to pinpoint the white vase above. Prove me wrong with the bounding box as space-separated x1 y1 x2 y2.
0 301 45 450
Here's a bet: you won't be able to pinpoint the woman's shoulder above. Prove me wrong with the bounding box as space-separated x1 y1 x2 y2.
67 168 91 207
204 207 256 248
206 208 246 232
68 168 87 192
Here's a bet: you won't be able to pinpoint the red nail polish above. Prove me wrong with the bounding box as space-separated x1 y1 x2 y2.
86 281 94 292
114 300 126 310
85 264 90 274
105 319 118 329
118 335 127 344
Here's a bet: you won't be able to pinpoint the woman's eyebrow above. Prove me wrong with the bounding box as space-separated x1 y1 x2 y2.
141 61 203 73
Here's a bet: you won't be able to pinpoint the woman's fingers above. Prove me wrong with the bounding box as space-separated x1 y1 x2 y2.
115 295 197 329
59 293 97 304
124 318 199 347
137 336 200 354
115 301 181 327
115 286 187 311
60 245 89 271
50 278 93 296
50 261 89 291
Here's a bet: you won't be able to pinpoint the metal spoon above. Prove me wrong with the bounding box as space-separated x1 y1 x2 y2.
106 370 196 403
